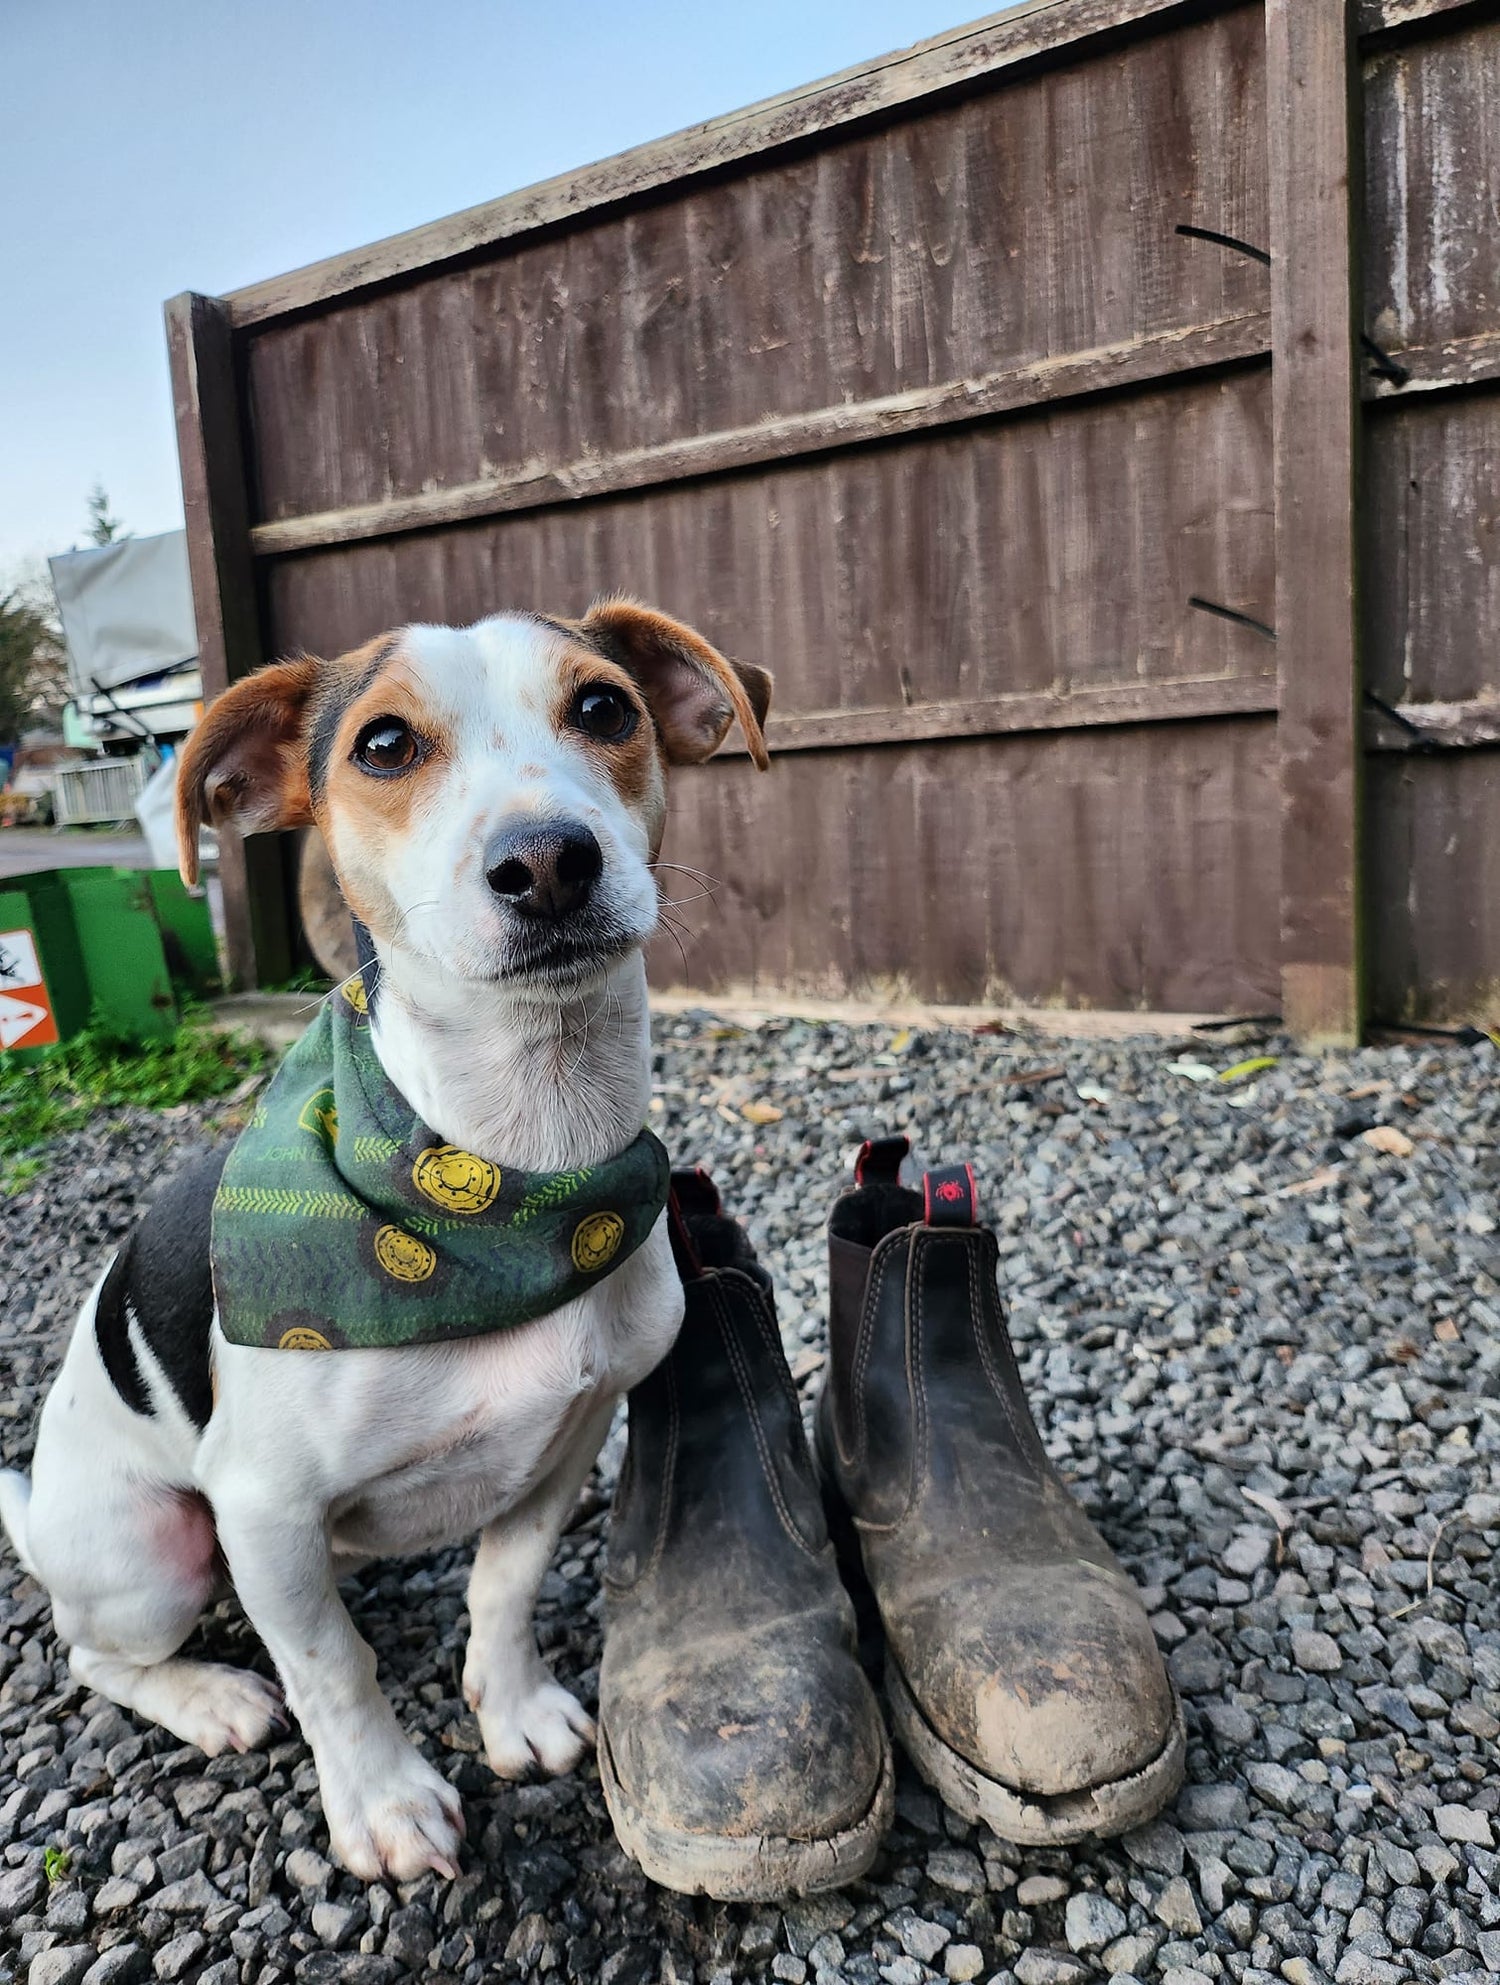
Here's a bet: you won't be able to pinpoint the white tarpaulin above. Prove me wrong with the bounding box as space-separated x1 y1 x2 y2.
49 531 197 695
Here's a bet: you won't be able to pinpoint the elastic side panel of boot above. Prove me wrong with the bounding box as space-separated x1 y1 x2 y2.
828 1183 924 1250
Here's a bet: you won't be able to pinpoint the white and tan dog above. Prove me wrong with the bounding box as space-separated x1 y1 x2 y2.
0 601 769 1881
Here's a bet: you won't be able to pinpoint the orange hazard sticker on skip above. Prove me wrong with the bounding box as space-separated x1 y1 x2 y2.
0 928 59 1050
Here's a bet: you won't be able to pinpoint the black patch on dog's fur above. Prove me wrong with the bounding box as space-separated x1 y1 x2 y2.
308 642 398 802
353 919 381 1015
95 1148 228 1429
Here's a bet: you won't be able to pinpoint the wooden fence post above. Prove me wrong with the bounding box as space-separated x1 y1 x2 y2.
165 292 291 991
1267 0 1366 1046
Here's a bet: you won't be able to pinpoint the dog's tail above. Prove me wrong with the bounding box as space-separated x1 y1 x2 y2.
0 1470 37 1578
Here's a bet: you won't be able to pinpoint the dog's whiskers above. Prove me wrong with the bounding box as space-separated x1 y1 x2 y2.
648 861 721 894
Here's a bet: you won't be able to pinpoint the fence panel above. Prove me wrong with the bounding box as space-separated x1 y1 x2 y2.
170 0 1500 1028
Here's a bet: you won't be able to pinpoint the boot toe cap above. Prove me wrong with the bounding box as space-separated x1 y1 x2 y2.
892 1560 1176 1798
602 1623 887 1841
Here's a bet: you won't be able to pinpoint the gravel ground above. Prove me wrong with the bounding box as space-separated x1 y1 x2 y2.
2 1012 1498 1985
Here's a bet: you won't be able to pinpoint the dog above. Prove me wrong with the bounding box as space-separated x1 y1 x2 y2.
0 600 770 1882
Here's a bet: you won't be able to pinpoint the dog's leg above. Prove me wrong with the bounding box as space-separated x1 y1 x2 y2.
23 1478 284 1756
209 1485 465 1881
7 1283 285 1758
463 1397 615 1779
68 1647 286 1754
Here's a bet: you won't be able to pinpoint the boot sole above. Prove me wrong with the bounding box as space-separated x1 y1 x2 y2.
597 1719 894 1900
887 1658 1186 1846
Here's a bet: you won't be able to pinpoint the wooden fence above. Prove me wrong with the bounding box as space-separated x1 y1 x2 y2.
168 0 1500 1042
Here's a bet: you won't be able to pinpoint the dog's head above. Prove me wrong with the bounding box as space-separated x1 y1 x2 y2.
176 601 770 989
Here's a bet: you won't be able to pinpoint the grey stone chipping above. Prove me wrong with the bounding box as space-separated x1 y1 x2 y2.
1 1017 1497 1985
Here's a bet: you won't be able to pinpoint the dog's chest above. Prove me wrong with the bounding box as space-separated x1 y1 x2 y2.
320 1250 681 1558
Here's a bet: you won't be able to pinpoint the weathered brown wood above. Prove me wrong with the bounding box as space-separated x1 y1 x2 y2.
1359 0 1494 40
245 4 1269 529
652 720 1281 1010
1268 0 1365 1047
1364 15 1500 356
261 369 1277 725
164 294 291 992
1363 329 1500 399
165 0 1500 1026
714 675 1278 756
226 0 1213 328
1363 390 1500 706
1364 698 1500 752
249 317 1270 555
1367 754 1500 1025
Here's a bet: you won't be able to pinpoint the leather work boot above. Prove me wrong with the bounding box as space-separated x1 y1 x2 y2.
815 1136 1184 1845
598 1171 894 1898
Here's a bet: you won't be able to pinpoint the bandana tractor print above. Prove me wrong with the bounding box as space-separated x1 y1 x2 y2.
212 977 669 1350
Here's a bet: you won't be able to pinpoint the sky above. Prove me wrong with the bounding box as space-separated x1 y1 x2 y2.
0 0 1012 585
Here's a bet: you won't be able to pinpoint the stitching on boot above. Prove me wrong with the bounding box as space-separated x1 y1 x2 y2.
861 1230 928 1540
645 1358 680 1581
712 1283 822 1561
845 1233 899 1472
745 1281 809 1433
909 1231 931 1517
967 1234 1042 1466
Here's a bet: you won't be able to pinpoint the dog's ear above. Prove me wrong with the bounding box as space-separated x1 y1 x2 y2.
175 657 321 885
581 599 771 771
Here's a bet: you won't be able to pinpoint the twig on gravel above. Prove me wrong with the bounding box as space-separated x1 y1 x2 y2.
1388 1513 1469 1619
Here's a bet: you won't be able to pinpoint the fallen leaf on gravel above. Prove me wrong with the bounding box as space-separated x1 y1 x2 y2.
1075 1081 1112 1103
740 1100 784 1125
999 1064 1066 1087
1165 1059 1218 1082
1242 1486 1295 1532
1277 1165 1342 1197
1224 1083 1261 1109
1362 1124 1414 1158
1348 1080 1390 1100
888 1029 911 1053
1219 1056 1279 1083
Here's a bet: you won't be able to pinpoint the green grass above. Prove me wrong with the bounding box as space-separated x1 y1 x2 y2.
0 1009 269 1188
259 964 332 995
43 1846 71 1884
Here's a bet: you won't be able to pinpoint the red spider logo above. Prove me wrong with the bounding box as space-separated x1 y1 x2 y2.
936 1180 964 1203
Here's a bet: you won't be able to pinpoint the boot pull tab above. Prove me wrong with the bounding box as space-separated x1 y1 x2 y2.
923 1164 978 1228
667 1168 721 1280
854 1134 910 1187
666 1190 702 1279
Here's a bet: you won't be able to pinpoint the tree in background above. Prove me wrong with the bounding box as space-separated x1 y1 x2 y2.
0 582 69 747
86 483 125 546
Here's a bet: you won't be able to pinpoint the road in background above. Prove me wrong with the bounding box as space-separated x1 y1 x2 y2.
0 828 153 879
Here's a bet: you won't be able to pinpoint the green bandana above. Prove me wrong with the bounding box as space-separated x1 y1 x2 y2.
212 978 670 1351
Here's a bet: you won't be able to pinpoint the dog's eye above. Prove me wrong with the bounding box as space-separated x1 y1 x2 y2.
571 685 637 743
353 718 421 773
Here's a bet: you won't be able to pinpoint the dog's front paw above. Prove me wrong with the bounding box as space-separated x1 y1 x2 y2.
468 1664 595 1779
320 1741 466 1882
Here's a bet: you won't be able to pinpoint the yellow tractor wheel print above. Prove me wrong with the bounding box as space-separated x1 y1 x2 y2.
412 1144 502 1214
572 1211 626 1273
375 1224 438 1282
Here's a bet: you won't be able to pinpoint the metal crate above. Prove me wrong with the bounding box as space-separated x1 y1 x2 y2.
50 756 151 827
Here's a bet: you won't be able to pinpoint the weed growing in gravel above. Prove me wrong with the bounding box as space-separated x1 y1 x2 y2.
0 1010 268 1187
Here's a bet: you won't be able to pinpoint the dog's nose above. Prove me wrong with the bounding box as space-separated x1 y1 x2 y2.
485 821 603 919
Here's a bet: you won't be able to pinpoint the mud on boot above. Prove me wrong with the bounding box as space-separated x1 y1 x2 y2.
598 1170 893 1898
815 1136 1184 1845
